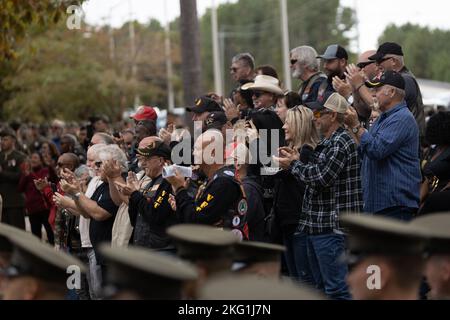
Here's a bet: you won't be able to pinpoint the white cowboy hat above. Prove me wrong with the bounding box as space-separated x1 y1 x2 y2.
241 75 284 96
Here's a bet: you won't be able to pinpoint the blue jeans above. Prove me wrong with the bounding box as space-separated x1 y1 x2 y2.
374 206 417 221
291 232 314 286
306 232 351 300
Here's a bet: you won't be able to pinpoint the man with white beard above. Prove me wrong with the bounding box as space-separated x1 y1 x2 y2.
290 45 327 105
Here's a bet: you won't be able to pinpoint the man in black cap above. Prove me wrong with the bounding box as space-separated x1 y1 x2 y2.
166 130 249 241
368 42 425 139
186 96 223 131
204 111 231 135
99 244 198 300
115 137 177 251
0 224 86 300
345 71 421 219
411 213 450 300
316 44 349 103
341 214 428 300
0 128 26 230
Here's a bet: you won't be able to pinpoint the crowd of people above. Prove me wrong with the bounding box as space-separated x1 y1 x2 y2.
0 41 450 300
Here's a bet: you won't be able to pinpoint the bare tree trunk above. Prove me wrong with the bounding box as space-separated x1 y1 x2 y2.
179 0 202 129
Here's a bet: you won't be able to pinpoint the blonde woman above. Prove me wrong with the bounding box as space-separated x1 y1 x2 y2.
272 106 319 282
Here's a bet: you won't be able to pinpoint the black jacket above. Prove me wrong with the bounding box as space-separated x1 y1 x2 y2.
128 175 177 250
242 176 265 242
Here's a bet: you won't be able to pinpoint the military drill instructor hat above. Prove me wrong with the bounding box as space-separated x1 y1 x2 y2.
317 44 348 60
340 214 429 264
410 213 450 255
186 96 223 113
0 127 17 139
167 224 239 261
0 226 86 283
199 274 325 300
204 111 228 131
99 245 198 299
368 42 404 62
241 75 284 96
136 140 172 160
0 223 22 253
233 241 285 264
365 70 405 90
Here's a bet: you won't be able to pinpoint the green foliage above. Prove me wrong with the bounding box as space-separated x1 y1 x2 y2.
378 23 450 82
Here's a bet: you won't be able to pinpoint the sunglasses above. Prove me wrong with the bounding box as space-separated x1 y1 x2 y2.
356 61 375 69
290 59 298 65
252 91 267 98
94 161 103 168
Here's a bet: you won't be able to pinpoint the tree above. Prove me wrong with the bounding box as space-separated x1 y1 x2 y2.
179 0 203 107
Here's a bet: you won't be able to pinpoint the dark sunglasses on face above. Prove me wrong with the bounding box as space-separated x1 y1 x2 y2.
94 161 103 168
252 91 266 98
290 59 298 65
356 61 375 69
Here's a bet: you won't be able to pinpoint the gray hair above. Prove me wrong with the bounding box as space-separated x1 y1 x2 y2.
93 132 115 145
74 164 91 178
88 143 108 159
232 52 255 70
98 144 128 173
290 46 320 72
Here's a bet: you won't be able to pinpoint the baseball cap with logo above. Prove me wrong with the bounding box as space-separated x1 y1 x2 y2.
186 96 223 113
368 42 404 62
204 112 228 131
365 70 405 90
317 44 348 60
136 140 171 160
130 106 158 121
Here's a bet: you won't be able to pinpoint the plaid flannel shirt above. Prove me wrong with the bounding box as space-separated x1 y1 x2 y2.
290 127 363 234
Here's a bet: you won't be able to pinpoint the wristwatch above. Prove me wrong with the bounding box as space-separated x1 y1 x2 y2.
352 124 362 134
73 192 82 200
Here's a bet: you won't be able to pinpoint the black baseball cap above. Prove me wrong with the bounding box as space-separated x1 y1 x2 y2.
365 70 405 90
204 111 228 131
0 128 17 139
369 42 404 62
317 44 348 60
186 96 223 113
136 140 171 160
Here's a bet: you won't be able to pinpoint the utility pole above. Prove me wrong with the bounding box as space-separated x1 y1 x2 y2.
211 0 223 96
164 0 175 112
129 0 139 107
179 0 202 130
280 0 291 90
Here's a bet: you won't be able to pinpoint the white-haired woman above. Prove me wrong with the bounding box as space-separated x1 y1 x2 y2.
273 106 319 283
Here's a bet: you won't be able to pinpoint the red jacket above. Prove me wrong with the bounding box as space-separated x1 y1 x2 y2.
18 167 51 214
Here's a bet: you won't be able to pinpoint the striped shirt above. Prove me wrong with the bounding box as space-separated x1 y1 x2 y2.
290 127 363 234
360 101 421 213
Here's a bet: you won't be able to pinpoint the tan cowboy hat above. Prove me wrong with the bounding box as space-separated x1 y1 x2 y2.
241 75 284 96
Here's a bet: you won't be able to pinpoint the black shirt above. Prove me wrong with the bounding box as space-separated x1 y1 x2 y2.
242 176 265 242
89 182 119 265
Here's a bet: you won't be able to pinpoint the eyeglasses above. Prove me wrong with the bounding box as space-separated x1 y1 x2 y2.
94 161 103 168
290 59 298 65
356 61 375 69
252 91 267 98
313 109 332 119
